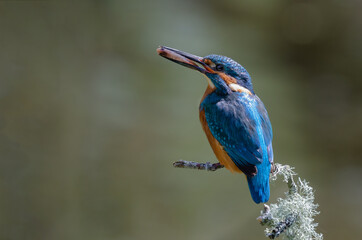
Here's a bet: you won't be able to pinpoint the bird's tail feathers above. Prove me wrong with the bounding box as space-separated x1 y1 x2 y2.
247 162 271 204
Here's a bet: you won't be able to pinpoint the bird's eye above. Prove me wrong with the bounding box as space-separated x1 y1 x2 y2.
215 64 224 71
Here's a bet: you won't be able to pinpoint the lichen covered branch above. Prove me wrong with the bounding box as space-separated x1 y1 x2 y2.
258 164 323 240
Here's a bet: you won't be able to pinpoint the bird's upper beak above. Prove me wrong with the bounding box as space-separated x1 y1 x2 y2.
157 46 214 74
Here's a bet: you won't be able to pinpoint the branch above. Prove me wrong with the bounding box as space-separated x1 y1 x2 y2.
173 160 224 171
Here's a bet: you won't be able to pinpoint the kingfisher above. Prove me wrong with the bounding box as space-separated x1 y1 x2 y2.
157 46 273 204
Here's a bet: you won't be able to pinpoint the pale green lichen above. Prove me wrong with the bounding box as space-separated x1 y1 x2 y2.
258 164 323 240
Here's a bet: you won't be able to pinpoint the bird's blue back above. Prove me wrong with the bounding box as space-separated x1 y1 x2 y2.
200 90 273 203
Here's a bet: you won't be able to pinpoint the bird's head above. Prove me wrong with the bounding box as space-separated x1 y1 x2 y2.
157 46 254 95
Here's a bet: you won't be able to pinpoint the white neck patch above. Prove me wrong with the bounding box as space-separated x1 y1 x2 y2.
229 83 251 94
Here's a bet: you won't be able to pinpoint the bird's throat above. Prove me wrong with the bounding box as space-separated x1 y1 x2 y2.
206 76 216 90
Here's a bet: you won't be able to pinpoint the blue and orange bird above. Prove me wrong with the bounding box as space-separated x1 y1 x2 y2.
157 46 273 204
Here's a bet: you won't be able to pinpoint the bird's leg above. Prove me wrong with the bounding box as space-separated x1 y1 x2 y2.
270 162 277 174
173 160 224 171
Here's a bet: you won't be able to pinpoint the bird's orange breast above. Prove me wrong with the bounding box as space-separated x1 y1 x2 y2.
199 87 242 173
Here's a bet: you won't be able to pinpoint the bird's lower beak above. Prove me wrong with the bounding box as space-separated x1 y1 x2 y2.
157 46 214 74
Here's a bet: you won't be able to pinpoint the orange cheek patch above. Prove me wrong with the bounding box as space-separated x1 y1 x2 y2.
217 72 237 84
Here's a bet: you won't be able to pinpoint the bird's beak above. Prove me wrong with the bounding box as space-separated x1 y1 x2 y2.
157 46 214 74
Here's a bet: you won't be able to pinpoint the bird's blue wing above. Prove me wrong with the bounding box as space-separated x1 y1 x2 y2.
202 92 273 176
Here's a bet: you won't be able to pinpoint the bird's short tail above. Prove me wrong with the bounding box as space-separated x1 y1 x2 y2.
247 163 271 204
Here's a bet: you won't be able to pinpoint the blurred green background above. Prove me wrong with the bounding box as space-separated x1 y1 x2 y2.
1 0 361 239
